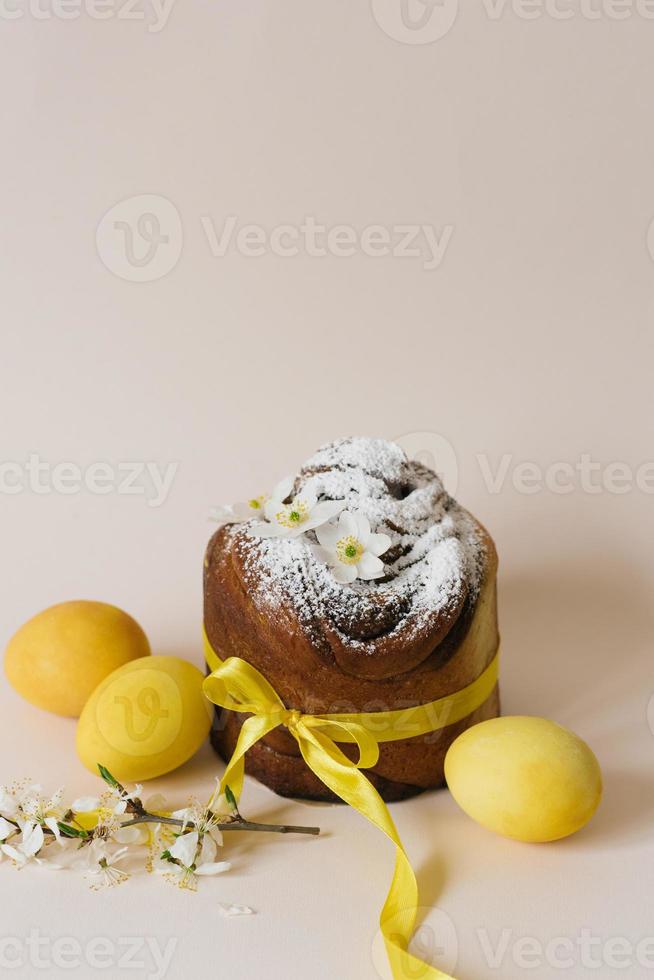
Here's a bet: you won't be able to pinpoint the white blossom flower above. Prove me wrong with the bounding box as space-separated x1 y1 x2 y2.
210 477 294 527
160 830 230 890
169 807 194 833
0 817 16 842
70 796 100 813
72 783 142 817
112 794 166 852
170 800 224 846
194 839 230 877
0 788 19 820
314 511 391 584
84 841 130 889
156 796 229 890
251 480 344 540
1 820 44 866
207 781 236 818
16 786 65 843
210 498 265 525
113 825 150 845
143 793 167 814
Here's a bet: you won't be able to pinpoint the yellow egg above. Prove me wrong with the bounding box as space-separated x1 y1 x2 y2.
76 656 212 781
5 601 151 717
444 716 602 843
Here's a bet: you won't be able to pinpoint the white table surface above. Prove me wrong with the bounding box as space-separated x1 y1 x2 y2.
1 3 653 978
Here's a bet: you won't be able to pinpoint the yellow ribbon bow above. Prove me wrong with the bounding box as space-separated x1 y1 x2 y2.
203 630 499 980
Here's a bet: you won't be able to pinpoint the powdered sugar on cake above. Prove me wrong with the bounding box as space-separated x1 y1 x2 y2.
230 437 486 651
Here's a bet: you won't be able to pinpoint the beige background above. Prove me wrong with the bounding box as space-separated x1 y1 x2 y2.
1 1 654 978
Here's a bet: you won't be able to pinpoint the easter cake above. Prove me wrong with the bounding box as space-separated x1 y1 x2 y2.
204 437 500 802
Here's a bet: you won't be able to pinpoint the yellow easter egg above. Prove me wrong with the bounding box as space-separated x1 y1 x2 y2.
444 716 602 843
5 600 151 717
76 655 212 781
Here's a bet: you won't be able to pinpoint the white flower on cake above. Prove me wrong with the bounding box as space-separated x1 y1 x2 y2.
314 511 391 583
211 497 266 525
250 480 344 540
210 477 293 526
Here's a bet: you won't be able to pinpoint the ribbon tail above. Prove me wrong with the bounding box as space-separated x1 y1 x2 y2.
218 713 281 802
298 729 456 980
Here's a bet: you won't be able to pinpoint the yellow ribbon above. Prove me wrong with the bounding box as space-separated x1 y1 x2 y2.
203 630 499 980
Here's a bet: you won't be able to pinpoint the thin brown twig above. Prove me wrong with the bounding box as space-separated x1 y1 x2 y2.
120 813 320 836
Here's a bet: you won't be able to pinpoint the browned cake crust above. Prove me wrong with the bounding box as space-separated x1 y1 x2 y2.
204 437 500 802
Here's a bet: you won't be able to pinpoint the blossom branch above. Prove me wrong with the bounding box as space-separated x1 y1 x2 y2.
0 765 320 888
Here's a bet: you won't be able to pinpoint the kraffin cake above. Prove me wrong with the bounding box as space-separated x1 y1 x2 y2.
204 437 499 802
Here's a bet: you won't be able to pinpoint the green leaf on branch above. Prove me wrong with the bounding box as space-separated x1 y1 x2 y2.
58 823 90 839
97 764 120 789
